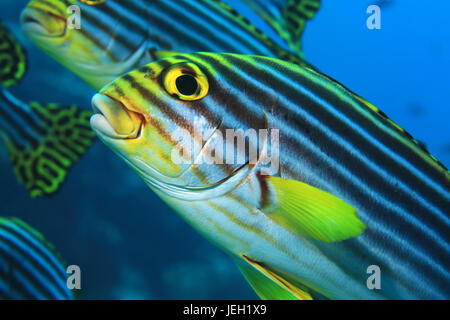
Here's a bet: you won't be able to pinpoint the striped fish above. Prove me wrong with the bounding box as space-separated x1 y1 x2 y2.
0 21 96 197
90 52 450 299
0 217 73 299
20 0 320 90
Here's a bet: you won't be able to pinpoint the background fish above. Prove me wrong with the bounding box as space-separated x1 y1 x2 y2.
0 21 96 197
240 0 321 53
91 52 450 299
20 0 320 89
0 217 73 299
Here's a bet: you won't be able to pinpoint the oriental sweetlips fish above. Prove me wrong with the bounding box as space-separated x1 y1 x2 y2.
20 0 320 89
0 217 73 299
0 22 95 197
90 52 450 299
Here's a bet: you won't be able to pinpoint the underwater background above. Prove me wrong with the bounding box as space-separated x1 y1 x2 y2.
0 0 449 299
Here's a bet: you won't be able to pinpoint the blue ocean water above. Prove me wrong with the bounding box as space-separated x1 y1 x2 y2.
0 0 448 299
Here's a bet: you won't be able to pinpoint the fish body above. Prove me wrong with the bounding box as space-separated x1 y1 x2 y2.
21 0 320 89
0 21 96 197
91 52 450 299
0 217 73 299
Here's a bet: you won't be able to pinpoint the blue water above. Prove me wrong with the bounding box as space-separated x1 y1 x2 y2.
0 0 448 299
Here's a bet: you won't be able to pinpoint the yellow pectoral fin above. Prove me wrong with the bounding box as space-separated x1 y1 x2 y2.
235 255 313 300
264 176 366 242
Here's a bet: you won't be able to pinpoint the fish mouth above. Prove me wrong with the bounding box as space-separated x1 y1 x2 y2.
91 94 143 139
20 6 66 38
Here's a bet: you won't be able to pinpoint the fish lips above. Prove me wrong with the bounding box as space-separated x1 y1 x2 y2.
91 94 142 140
20 7 67 38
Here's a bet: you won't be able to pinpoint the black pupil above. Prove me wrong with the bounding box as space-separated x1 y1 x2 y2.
176 75 198 96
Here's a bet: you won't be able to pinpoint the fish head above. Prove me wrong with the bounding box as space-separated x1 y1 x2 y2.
91 53 269 200
21 0 151 89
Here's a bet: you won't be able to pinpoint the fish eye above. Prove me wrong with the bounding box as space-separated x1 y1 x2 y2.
176 75 198 96
162 62 209 101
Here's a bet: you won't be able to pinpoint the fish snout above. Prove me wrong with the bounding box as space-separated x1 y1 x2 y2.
21 6 66 38
91 94 142 139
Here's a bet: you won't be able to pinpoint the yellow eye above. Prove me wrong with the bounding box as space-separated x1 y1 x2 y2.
80 0 105 5
162 63 209 101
